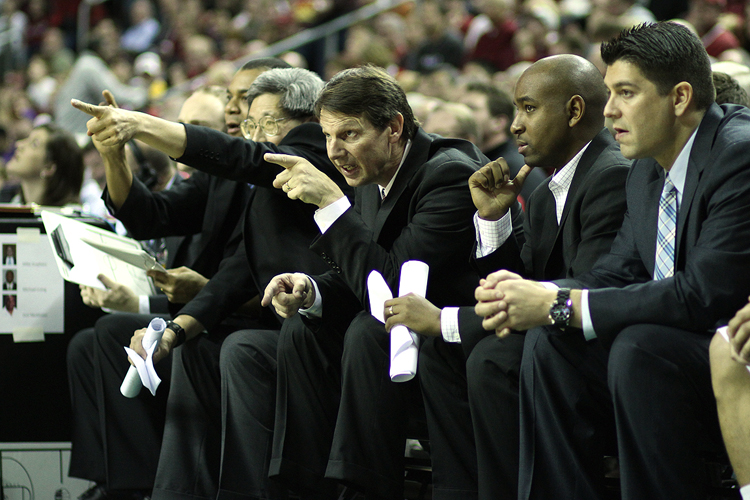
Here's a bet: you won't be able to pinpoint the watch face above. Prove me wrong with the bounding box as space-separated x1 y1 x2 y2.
551 307 571 323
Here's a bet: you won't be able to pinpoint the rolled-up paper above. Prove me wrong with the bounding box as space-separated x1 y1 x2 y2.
389 260 429 382
120 317 166 397
367 270 393 324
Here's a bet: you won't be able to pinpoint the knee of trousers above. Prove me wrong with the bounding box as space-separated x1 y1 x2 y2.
219 329 278 376
607 325 693 400
466 334 523 395
94 313 144 347
67 327 95 366
341 311 387 362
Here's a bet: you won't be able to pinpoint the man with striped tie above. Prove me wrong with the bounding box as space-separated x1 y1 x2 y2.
474 21 750 500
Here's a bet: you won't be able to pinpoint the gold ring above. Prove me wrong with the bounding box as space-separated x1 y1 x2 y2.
389 305 394 316
283 183 290 192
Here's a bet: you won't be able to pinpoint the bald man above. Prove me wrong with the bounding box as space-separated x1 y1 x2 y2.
385 54 631 499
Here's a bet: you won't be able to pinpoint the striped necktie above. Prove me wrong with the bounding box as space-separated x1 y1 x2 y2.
654 174 678 280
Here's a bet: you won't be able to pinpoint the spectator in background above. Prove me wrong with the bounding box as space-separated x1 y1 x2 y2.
458 81 546 202
5 123 83 206
54 20 148 142
26 54 57 113
423 101 481 145
120 0 161 54
465 0 519 72
685 0 740 58
405 0 465 73
713 71 750 106
39 27 74 77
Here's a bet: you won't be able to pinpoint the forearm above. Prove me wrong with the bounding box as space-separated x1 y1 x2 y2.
164 314 204 344
101 148 133 210
134 113 187 159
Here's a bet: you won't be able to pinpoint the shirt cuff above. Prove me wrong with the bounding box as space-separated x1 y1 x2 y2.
581 290 597 340
299 275 323 319
474 210 513 258
139 295 151 315
314 196 352 234
441 306 461 343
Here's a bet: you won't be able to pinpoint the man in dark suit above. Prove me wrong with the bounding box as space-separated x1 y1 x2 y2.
259 65 489 499
74 66 351 500
66 61 286 500
383 54 630 499
475 22 750 499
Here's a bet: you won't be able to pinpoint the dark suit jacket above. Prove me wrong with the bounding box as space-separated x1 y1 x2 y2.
105 164 252 322
567 104 750 348
309 129 488 333
174 122 352 330
459 128 631 356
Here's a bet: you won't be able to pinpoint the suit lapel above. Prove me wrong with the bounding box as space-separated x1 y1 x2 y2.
369 130 432 241
539 129 612 272
675 105 719 259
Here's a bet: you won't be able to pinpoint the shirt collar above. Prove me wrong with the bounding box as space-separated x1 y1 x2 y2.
380 139 412 198
549 140 591 190
665 127 697 198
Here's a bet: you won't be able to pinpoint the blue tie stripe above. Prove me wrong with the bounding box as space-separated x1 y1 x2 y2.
654 175 678 280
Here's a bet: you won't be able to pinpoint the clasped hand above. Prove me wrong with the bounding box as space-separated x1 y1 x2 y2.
265 153 344 209
261 273 315 318
474 270 556 337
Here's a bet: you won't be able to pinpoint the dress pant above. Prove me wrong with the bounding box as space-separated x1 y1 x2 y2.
270 312 421 500
152 328 285 500
418 337 479 500
68 313 172 491
519 324 722 500
465 334 525 500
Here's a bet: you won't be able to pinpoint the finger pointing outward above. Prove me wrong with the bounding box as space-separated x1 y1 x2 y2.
266 153 302 188
71 99 106 118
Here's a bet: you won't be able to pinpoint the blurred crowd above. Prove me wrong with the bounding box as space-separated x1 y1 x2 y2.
2 0 750 208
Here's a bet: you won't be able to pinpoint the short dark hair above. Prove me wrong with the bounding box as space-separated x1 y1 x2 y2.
712 71 749 107
601 22 715 110
39 123 84 206
240 57 291 72
315 65 419 141
465 82 514 118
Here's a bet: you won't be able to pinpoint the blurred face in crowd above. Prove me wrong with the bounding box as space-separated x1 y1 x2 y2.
604 59 678 167
177 91 227 172
458 91 491 144
510 68 573 168
225 68 265 137
244 93 305 146
320 109 403 187
6 128 51 180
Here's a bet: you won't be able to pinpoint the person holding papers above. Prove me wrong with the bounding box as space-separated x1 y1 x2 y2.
711 298 750 500
67 84 251 500
382 54 630 499
73 65 351 500
258 66 505 499
66 59 292 500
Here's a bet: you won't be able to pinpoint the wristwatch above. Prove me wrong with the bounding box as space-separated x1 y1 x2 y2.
548 288 572 330
166 320 186 347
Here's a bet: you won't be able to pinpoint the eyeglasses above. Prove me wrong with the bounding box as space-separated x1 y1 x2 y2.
241 115 289 139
